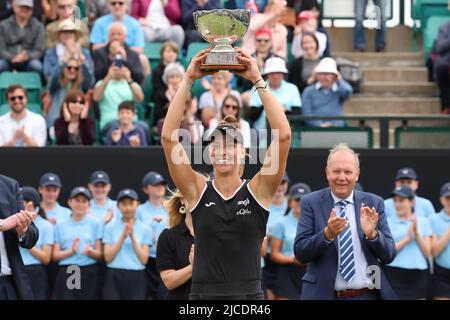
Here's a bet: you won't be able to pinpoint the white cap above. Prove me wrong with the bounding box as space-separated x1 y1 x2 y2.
262 57 288 76
315 57 339 76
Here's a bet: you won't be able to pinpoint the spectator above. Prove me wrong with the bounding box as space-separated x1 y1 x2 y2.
263 172 289 300
43 19 93 81
354 0 386 52
298 0 331 56
18 186 54 300
52 187 103 300
249 57 301 131
434 21 450 114
288 32 321 93
90 0 151 77
154 62 184 123
93 22 144 85
152 41 179 100
93 62 144 131
37 172 71 225
301 57 353 127
242 0 288 60
54 89 95 145
0 0 45 75
271 182 311 300
137 171 169 300
131 0 184 50
87 170 117 225
385 185 432 300
41 0 57 21
45 0 90 49
199 71 242 128
46 55 93 129
0 84 47 147
232 0 268 12
180 0 220 47
105 101 148 147
156 94 203 145
87 0 110 29
103 188 152 300
429 182 450 300
291 10 328 59
206 94 251 149
156 189 195 300
384 167 436 219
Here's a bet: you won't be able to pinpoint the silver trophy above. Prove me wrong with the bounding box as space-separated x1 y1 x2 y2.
193 9 250 71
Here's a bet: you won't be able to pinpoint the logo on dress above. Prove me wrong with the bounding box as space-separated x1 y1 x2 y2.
205 202 216 207
236 208 252 216
237 198 250 207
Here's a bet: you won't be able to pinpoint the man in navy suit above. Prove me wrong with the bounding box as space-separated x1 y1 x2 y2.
294 144 397 300
0 174 39 299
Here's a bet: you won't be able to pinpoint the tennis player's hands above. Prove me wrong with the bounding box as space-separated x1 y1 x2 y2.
234 48 262 84
184 49 215 82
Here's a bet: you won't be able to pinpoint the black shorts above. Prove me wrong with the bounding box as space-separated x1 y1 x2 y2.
24 264 49 300
273 264 306 300
384 266 429 300
262 254 278 291
55 264 99 300
431 264 450 298
102 268 147 300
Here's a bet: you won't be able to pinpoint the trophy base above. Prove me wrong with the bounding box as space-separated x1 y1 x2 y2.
200 64 247 72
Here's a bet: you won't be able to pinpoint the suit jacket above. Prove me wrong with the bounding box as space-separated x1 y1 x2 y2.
0 175 39 300
294 187 397 300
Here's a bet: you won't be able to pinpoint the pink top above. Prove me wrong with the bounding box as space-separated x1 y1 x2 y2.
131 0 181 25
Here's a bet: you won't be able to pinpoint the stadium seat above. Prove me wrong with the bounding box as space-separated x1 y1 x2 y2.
0 103 42 116
424 16 450 61
185 42 210 68
144 42 165 71
143 73 153 107
0 72 42 105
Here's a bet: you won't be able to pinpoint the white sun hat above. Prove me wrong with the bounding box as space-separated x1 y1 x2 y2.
262 57 288 76
315 57 339 76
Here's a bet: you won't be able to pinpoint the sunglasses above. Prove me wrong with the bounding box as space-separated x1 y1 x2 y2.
223 104 239 110
256 38 270 43
69 99 85 105
66 65 79 71
111 1 125 6
9 95 24 101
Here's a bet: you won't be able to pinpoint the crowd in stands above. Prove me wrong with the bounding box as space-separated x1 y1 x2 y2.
0 0 366 148
12 166 450 300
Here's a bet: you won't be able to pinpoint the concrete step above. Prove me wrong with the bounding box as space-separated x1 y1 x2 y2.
362 67 429 82
345 96 441 114
334 52 424 67
363 81 437 95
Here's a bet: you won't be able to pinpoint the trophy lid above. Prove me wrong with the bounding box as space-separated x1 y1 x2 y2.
193 9 250 45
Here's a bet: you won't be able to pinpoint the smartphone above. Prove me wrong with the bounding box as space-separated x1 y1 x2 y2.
114 54 123 68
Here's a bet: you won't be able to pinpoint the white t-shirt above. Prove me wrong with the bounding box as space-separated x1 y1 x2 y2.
207 118 252 149
146 0 170 30
0 110 47 147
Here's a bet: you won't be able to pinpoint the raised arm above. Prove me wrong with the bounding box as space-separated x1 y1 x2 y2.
161 49 213 209
235 49 291 209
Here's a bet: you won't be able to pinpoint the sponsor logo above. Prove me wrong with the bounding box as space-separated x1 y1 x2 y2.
236 208 251 216
237 198 250 207
205 202 216 207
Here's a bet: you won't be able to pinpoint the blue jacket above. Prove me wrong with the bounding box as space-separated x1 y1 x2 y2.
0 175 39 300
294 187 397 300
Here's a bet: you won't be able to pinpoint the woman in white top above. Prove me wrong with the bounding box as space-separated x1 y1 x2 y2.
206 94 251 149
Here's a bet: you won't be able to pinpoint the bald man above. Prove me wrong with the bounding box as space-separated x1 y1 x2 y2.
92 22 143 84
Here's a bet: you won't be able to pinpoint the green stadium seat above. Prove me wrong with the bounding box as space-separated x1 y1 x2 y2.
143 73 153 106
0 72 42 104
424 16 450 61
144 42 165 71
0 103 42 116
185 42 210 68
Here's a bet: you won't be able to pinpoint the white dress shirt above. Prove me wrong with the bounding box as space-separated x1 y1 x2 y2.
0 232 12 276
332 191 371 290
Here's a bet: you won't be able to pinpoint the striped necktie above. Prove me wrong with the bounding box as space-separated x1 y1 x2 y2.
337 200 355 282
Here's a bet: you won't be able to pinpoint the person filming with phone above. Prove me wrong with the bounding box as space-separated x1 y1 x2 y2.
0 174 39 300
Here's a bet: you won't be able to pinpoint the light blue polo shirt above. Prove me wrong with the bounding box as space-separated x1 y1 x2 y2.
19 215 54 266
266 199 288 255
271 210 298 257
90 14 145 48
384 196 435 218
103 218 153 270
429 210 450 269
249 79 302 130
45 202 71 224
89 198 118 224
54 214 102 266
136 201 168 258
387 214 432 270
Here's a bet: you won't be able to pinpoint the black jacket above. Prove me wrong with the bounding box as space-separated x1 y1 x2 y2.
0 174 39 300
